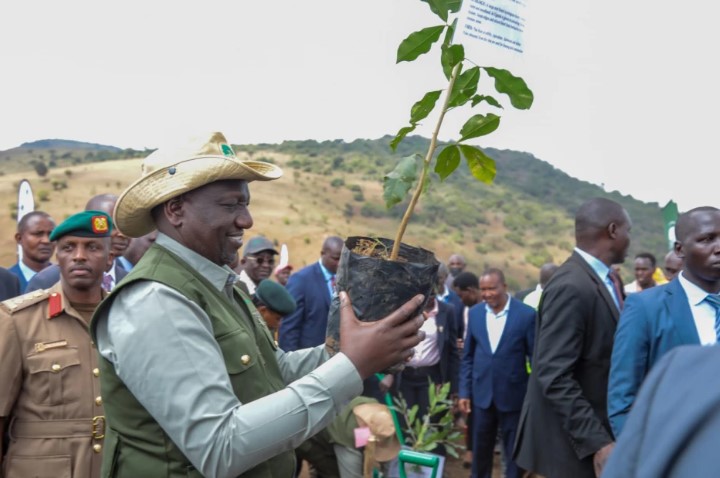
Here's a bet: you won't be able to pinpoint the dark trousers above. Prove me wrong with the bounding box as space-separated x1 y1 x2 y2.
397 364 442 420
471 405 521 478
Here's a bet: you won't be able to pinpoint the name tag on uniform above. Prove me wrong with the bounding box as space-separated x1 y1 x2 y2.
34 339 68 353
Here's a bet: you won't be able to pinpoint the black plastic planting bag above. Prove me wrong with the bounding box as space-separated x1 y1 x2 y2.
325 236 439 372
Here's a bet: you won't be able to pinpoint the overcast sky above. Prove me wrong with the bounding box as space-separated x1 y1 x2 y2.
1 0 717 212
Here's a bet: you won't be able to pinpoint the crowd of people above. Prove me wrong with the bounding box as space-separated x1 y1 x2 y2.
0 132 719 478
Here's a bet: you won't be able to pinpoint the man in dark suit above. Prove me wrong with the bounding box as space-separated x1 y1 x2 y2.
0 267 20 301
608 206 720 437
436 263 465 341
603 345 720 478
9 211 56 292
513 197 632 478
396 295 459 421
458 268 535 478
279 236 343 351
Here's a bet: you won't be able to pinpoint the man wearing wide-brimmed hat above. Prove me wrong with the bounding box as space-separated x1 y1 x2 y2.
89 133 425 478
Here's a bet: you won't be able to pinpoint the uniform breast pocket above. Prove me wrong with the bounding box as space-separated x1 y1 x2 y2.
216 328 259 375
25 347 82 406
5 454 71 478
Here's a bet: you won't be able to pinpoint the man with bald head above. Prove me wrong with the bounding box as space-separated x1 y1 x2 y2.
279 236 344 351
26 194 130 292
664 250 683 281
608 206 720 437
514 197 632 478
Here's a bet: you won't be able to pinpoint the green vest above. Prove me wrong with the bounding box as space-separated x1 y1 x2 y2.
90 244 295 478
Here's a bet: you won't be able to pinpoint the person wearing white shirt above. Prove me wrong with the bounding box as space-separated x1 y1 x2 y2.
608 206 720 437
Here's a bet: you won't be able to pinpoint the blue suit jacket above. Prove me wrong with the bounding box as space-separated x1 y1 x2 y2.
608 279 699 437
604 345 720 478
459 297 536 412
8 263 28 293
278 262 331 351
0 267 21 301
432 300 461 393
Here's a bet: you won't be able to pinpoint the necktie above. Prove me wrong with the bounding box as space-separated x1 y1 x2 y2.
703 294 720 340
330 275 337 297
608 270 624 311
102 273 114 292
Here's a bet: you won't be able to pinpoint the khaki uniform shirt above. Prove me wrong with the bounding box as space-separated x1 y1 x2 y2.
0 282 105 478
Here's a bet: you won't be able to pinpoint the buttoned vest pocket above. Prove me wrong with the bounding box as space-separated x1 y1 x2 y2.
25 347 81 406
216 328 258 375
5 454 71 478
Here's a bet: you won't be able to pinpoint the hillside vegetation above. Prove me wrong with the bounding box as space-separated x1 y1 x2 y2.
0 137 665 290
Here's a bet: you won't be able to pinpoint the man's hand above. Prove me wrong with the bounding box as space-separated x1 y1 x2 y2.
458 398 471 415
339 292 425 379
593 442 615 477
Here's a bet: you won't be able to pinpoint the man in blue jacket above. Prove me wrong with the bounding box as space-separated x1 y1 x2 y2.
608 206 720 437
459 268 536 478
279 236 343 351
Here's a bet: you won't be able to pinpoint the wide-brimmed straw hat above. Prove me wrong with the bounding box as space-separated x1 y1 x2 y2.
114 132 282 237
353 403 401 462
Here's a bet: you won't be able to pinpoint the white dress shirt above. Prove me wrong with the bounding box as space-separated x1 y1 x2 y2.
678 272 718 345
486 295 510 353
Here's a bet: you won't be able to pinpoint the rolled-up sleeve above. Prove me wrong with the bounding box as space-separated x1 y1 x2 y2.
95 281 362 478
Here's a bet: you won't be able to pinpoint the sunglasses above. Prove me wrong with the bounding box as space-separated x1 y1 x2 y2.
247 255 276 266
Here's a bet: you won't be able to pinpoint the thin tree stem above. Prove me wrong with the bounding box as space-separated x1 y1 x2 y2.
390 61 463 260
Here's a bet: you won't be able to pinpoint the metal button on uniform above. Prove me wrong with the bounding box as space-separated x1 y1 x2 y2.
51 363 61 373
241 355 251 365
93 444 102 453
93 368 100 377
95 396 103 406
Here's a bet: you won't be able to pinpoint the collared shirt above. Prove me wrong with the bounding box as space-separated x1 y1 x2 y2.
18 260 39 283
486 295 510 353
116 255 133 272
237 269 257 294
678 272 718 345
102 260 122 292
317 259 335 298
407 301 440 368
523 284 543 310
95 233 362 478
437 286 450 303
574 247 620 309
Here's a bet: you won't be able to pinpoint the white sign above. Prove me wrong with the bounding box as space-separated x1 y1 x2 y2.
456 0 529 63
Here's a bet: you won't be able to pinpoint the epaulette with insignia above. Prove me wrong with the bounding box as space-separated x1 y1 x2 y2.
0 289 50 315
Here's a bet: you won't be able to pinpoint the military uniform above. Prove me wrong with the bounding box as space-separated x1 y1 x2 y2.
0 283 105 478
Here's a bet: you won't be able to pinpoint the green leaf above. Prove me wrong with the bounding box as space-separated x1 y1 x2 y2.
397 26 445 63
483 67 534 109
442 18 458 48
459 145 496 183
459 113 501 141
441 44 464 79
408 403 419 427
390 125 416 152
420 0 450 22
410 90 442 124
428 380 437 408
471 94 503 109
439 381 451 399
448 66 480 107
435 144 460 181
420 442 439 452
383 155 419 207
447 0 462 13
446 446 460 459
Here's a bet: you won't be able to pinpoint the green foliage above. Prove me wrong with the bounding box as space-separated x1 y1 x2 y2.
37 190 50 202
32 161 49 177
383 155 419 208
384 0 534 252
393 380 462 458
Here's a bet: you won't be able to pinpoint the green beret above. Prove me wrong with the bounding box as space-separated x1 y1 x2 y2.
49 210 113 241
255 279 297 316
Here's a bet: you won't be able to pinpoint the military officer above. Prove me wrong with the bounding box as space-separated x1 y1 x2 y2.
0 210 114 478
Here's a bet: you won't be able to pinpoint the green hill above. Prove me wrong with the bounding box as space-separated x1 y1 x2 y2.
0 136 666 289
